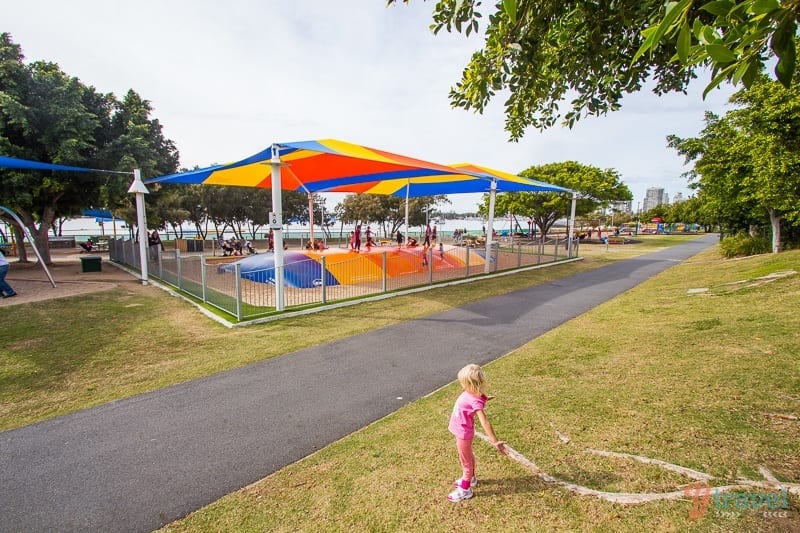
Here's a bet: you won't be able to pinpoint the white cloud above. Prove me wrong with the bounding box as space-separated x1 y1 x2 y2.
5 0 733 212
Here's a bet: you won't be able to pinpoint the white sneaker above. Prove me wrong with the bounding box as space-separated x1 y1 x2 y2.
453 476 477 488
447 486 473 502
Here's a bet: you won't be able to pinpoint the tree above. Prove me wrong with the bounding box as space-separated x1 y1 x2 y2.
0 33 179 263
635 0 798 96
482 162 632 238
335 194 446 237
388 0 799 139
668 73 800 252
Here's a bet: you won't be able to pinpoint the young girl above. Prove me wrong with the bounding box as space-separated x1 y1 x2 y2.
447 363 507 502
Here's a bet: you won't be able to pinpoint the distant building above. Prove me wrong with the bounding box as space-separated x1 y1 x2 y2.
643 187 666 211
672 192 684 204
609 200 632 214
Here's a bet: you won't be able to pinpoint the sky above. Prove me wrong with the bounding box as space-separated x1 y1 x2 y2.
5 0 737 213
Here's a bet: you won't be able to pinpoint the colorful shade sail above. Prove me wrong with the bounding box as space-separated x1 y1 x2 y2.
0 155 130 174
145 139 572 196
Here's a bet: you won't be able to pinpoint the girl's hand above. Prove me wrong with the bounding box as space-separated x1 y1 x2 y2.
493 440 508 454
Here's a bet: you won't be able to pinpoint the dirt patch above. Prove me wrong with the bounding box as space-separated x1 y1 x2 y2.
1 250 141 307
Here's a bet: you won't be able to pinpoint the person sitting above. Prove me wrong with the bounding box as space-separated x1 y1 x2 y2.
80 238 94 253
406 236 418 247
245 240 256 254
218 237 234 256
316 240 326 251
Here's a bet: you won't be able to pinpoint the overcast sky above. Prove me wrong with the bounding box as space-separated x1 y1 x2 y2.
6 0 736 213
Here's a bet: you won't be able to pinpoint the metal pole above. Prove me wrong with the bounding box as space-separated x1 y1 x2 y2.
404 179 410 243
308 193 315 247
270 145 285 311
128 169 149 285
567 194 577 258
321 256 327 304
0 206 57 288
484 180 497 274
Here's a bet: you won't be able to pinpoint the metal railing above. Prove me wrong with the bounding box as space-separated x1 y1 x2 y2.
109 236 579 322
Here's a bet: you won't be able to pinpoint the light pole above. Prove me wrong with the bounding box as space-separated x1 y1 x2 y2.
127 169 149 285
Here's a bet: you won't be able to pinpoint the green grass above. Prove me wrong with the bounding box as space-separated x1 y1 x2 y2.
3 235 797 531
158 244 799 532
3 235 656 431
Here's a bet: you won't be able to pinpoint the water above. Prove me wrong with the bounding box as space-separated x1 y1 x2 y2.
45 216 529 241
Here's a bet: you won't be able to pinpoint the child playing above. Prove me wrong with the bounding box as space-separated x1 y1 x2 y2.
447 363 507 502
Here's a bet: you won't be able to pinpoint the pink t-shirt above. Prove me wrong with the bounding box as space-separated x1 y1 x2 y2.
448 391 487 440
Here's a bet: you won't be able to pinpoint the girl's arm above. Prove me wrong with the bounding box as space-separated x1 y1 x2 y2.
475 409 507 454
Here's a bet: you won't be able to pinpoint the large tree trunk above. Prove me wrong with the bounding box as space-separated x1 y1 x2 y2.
17 207 54 265
769 208 781 254
11 223 29 263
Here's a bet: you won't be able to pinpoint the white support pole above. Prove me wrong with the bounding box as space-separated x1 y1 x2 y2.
270 144 285 311
308 193 315 246
128 169 149 285
320 199 325 240
567 194 577 257
484 180 497 274
404 179 410 243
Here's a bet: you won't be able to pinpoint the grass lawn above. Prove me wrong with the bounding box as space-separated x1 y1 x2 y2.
0 235 688 431
2 235 797 530
158 242 799 532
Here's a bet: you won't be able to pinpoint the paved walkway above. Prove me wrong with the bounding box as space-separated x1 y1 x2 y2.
0 235 717 532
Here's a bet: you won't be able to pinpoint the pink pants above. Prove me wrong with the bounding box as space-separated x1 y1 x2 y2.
456 437 475 484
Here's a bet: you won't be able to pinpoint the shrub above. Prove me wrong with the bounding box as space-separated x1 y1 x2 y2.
719 233 771 257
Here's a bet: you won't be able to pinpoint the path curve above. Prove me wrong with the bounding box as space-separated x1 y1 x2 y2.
0 235 718 532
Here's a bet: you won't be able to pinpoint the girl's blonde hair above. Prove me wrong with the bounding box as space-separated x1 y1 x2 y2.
457 364 486 396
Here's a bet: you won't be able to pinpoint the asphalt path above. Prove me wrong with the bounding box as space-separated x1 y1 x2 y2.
0 235 718 532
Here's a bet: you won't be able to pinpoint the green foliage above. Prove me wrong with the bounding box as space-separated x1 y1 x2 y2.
389 0 799 139
335 194 446 236
636 0 798 97
0 33 179 261
482 161 631 237
668 65 800 251
719 232 772 256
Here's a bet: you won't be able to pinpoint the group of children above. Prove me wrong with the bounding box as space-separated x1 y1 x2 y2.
217 236 256 256
348 224 376 251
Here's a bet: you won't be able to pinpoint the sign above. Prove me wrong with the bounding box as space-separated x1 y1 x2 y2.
269 212 282 230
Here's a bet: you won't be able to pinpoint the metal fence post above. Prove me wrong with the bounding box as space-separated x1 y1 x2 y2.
553 238 559 262
235 263 243 321
321 256 327 304
428 247 433 284
465 245 470 278
176 248 183 290
382 252 387 293
200 255 207 302
517 241 522 267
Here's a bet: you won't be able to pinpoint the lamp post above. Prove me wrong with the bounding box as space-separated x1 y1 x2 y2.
127 169 149 285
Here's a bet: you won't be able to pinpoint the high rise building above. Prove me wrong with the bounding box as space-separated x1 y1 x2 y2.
672 192 684 204
642 187 665 211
